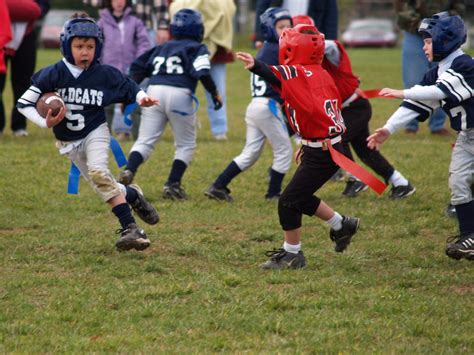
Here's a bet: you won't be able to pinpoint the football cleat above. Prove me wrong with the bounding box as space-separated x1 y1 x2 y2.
329 216 360 253
163 182 187 200
342 178 368 198
204 184 233 202
128 184 159 225
117 169 135 185
260 248 306 269
115 223 150 251
389 183 416 199
445 234 474 261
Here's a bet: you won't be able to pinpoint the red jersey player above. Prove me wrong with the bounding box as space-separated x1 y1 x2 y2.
292 15 415 199
236 24 360 269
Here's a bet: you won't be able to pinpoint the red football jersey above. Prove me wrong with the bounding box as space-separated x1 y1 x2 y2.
322 40 360 102
270 64 345 140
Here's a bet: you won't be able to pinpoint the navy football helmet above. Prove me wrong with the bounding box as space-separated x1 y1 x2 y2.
170 9 204 42
260 7 292 43
60 17 103 65
418 12 466 62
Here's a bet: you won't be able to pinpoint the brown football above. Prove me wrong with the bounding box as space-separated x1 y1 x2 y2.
36 92 65 118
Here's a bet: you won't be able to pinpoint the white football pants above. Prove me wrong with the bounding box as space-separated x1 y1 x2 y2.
233 97 292 173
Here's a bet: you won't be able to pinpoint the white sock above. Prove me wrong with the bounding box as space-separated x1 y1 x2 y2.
283 241 301 254
326 212 343 230
389 170 409 187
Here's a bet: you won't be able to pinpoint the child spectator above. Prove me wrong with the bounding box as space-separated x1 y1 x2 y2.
236 24 360 269
98 0 151 141
368 12 473 261
17 13 160 251
205 7 293 202
117 9 222 200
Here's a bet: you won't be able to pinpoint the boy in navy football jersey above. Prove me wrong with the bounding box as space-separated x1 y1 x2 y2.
17 13 160 251
237 24 360 269
205 7 293 203
117 8 222 200
368 12 474 261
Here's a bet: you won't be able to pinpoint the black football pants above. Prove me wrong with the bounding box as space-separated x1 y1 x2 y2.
341 97 394 182
278 143 343 231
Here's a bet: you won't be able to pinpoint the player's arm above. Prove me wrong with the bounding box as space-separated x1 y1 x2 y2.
324 40 341 67
129 48 155 84
237 52 281 89
200 75 222 110
16 85 65 128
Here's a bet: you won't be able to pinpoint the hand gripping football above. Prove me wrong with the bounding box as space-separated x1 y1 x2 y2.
36 92 65 118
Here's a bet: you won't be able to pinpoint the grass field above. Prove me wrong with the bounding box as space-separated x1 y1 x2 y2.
0 45 473 352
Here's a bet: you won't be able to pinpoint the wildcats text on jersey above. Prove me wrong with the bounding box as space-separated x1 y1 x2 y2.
57 87 104 106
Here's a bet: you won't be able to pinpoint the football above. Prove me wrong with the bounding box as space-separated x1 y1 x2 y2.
36 92 65 118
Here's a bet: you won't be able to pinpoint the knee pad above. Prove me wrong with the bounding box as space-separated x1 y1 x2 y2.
89 169 121 202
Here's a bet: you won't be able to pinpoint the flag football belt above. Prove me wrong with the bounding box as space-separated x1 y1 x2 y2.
67 136 127 194
302 135 387 195
301 135 341 148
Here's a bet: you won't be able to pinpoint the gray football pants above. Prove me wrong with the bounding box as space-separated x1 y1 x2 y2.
234 97 292 174
130 85 197 165
449 129 474 205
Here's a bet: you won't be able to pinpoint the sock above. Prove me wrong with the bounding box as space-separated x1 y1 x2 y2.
214 161 242 189
112 203 136 229
167 159 187 185
126 151 144 173
455 200 474 236
125 186 138 204
326 212 343 230
389 170 409 187
267 169 285 197
283 241 301 254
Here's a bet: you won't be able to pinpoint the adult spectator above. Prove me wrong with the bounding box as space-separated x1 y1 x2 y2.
0 0 46 137
395 0 465 135
170 0 235 140
254 0 338 47
82 0 170 45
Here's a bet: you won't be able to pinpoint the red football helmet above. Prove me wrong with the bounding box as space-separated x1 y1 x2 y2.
291 15 315 27
279 24 325 65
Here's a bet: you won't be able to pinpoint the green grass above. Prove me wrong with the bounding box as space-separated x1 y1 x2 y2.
0 46 473 353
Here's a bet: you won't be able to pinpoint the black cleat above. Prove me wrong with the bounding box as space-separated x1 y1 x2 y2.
118 169 135 185
445 234 474 261
260 248 306 269
389 183 416 199
163 182 187 200
115 223 150 251
342 178 368 197
330 216 360 252
128 184 159 225
204 184 233 202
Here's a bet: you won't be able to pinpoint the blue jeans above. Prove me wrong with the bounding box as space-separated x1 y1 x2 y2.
204 63 227 136
402 31 446 132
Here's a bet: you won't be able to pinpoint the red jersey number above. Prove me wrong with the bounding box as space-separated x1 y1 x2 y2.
324 99 345 136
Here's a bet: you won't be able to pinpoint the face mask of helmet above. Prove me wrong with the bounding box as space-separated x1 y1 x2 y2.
418 11 467 62
60 17 103 66
279 24 325 65
170 8 204 42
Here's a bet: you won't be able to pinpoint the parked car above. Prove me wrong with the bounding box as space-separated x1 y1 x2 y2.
341 18 398 48
39 9 78 48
